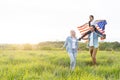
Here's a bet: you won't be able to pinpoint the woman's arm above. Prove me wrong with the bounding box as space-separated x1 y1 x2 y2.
76 40 79 49
63 37 68 48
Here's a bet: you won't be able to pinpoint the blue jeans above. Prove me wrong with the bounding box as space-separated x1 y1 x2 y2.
68 49 77 70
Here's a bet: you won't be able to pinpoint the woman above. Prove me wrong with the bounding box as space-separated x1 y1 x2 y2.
63 30 78 70
82 25 105 65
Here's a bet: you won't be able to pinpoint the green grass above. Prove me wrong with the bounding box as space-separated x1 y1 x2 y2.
0 50 120 80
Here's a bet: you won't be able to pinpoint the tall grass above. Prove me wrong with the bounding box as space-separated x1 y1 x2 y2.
0 50 120 80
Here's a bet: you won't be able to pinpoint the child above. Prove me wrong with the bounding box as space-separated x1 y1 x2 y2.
79 15 106 40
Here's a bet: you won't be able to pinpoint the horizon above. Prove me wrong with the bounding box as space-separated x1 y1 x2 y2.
0 40 120 44
0 0 120 44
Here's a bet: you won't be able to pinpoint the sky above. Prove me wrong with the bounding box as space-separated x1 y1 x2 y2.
0 0 120 43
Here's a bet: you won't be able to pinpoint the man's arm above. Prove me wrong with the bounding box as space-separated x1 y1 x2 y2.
96 30 106 39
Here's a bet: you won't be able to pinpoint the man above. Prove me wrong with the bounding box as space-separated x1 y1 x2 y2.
63 30 78 70
82 25 105 65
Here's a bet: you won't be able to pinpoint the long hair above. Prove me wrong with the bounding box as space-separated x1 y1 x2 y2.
89 15 94 26
89 15 94 19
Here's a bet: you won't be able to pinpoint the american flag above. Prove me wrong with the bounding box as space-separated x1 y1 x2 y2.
77 23 90 36
95 20 107 34
77 20 107 38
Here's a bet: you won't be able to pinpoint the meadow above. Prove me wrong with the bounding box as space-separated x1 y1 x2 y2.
0 50 120 80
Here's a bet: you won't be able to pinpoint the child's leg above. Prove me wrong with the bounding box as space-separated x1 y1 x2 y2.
79 30 91 40
95 29 103 35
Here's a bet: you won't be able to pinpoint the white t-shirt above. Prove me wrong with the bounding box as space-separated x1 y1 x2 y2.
72 38 76 49
89 32 94 46
90 20 96 26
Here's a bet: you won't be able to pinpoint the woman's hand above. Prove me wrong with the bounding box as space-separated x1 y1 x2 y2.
78 38 82 41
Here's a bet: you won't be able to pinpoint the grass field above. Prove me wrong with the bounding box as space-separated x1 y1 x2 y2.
0 50 120 80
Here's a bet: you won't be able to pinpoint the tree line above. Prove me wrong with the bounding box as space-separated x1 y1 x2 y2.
0 41 120 51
